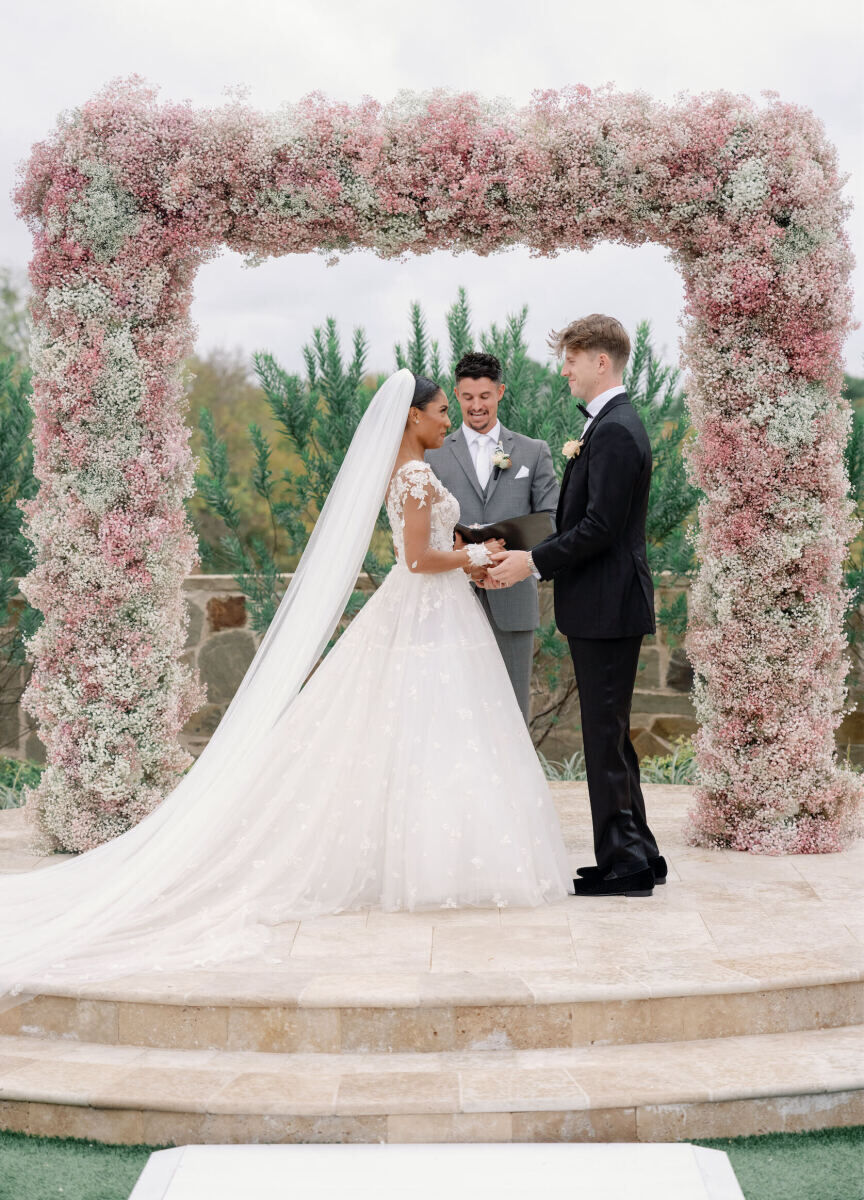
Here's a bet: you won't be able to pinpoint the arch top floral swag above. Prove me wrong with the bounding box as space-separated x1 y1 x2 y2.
14 78 861 854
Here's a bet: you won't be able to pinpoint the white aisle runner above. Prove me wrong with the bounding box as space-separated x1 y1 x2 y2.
129 1142 745 1200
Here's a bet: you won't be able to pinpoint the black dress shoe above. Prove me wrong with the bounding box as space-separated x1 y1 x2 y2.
572 866 655 897
576 855 668 885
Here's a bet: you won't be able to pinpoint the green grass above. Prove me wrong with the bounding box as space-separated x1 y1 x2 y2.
696 1126 864 1200
0 1125 861 1200
0 1130 159 1200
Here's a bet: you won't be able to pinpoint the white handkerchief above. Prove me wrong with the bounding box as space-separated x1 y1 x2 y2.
515 465 529 479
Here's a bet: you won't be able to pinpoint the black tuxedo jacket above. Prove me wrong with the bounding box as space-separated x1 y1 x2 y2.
531 392 655 639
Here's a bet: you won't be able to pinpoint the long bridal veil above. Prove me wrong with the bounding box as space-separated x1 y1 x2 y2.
0 368 417 997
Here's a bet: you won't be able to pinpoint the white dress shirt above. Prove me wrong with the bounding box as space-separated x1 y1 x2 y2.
581 385 627 432
462 421 501 490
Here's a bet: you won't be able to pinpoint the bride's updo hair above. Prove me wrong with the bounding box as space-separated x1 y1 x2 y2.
412 374 443 409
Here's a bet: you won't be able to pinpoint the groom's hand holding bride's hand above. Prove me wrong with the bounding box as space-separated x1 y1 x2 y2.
472 538 505 584
487 550 534 589
456 535 505 585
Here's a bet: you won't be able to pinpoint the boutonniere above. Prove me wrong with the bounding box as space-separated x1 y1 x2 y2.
562 438 583 459
492 442 511 470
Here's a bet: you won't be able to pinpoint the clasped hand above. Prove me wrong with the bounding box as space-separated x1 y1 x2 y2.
454 533 505 585
482 549 533 589
454 533 533 590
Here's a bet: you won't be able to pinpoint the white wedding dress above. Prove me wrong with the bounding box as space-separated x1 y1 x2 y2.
0 371 571 998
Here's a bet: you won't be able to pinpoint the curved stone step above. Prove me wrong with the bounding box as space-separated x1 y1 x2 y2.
1 967 861 1054
0 1025 860 1145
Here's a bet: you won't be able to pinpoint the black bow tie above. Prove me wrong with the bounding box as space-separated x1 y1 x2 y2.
577 403 591 419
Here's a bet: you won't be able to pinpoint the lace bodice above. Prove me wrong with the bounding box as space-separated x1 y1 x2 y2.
386 461 460 565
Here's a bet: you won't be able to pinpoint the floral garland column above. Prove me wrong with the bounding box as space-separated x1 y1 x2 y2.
679 105 861 853
16 101 205 851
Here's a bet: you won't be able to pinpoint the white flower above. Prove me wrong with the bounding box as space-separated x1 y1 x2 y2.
748 383 827 452
724 157 769 216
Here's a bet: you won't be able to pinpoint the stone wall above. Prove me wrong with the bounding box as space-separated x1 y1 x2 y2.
3 575 864 765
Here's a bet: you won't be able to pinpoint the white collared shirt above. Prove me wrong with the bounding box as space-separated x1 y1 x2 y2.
462 421 501 487
581 385 626 432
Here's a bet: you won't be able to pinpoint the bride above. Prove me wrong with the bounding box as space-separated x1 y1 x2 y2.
0 369 572 997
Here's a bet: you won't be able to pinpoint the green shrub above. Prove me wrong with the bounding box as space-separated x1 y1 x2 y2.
639 738 698 784
0 756 43 809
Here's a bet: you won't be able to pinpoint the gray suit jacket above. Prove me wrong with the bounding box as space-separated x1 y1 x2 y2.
425 425 559 631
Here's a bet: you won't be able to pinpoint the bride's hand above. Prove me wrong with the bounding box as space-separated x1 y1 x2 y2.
462 537 503 576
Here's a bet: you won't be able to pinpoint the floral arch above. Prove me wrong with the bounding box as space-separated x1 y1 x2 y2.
14 80 860 853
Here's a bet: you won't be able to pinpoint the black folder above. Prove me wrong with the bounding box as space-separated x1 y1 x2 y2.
454 511 555 552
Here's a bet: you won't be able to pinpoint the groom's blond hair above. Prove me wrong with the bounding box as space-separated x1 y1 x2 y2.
548 314 631 369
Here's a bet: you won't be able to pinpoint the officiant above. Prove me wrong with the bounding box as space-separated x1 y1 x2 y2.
425 352 559 723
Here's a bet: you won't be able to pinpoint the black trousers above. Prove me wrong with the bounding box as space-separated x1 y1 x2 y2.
568 635 660 876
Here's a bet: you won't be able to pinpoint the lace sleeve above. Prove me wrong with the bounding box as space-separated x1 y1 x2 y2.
389 461 436 518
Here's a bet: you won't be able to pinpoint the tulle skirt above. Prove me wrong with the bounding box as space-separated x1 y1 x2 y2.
0 564 572 995
246 562 573 916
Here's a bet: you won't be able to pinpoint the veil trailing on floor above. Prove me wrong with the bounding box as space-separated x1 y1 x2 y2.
0 368 417 997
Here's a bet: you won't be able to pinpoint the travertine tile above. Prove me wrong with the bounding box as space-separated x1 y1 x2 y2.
431 927 575 973
0 1054 35 1078
459 1067 588 1113
451 1004 574 1051
519 968 649 1004
569 996 688 1046
637 1090 864 1141
117 1002 228 1050
368 909 501 930
210 1071 339 1115
290 926 432 964
138 1110 208 1145
511 1106 637 1142
419 972 533 1007
0 1059 132 1105
340 1006 454 1053
198 1113 388 1144
388 1111 513 1142
0 1099 31 1135
23 1101 145 1144
107 1066 239 1113
499 905 570 927
0 995 117 1043
336 1071 460 1115
226 1005 340 1053
299 974 421 1008
41 1041 148 1066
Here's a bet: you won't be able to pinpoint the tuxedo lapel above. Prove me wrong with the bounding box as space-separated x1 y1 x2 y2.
484 427 513 506
577 392 630 452
449 430 486 502
558 393 631 509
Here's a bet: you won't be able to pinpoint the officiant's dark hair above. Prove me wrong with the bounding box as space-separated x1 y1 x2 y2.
411 374 443 409
454 352 503 385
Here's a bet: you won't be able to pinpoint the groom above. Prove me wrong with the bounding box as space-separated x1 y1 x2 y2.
487 315 665 898
425 351 559 723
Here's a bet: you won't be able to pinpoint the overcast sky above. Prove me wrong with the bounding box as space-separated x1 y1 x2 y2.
2 0 862 379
